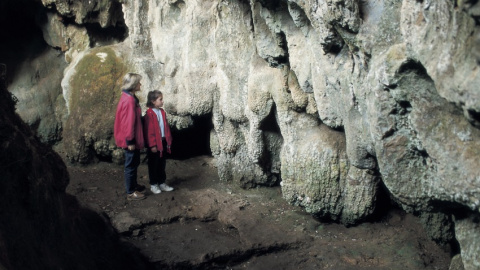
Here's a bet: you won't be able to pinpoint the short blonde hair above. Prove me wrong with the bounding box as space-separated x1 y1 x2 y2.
122 73 142 91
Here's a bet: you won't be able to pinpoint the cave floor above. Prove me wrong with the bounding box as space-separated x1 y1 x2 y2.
66 155 451 270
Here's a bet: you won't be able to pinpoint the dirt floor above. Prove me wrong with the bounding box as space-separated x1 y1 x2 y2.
65 155 452 270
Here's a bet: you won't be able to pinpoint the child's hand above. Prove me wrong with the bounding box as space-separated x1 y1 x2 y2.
151 146 158 153
167 145 171 154
127 145 135 151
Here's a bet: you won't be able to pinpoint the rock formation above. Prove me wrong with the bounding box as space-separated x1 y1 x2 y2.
3 0 480 268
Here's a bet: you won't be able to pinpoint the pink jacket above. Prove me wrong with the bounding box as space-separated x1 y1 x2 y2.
114 91 144 149
143 107 172 155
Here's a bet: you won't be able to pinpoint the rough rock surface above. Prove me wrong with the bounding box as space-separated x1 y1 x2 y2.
455 214 480 270
4 0 480 268
61 45 129 164
7 47 67 144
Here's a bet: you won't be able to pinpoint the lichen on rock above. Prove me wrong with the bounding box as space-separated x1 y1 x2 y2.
63 46 129 163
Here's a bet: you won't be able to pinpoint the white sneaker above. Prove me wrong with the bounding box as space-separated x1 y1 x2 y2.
150 184 161 194
159 183 174 192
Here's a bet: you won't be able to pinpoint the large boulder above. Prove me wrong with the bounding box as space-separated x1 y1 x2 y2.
61 45 128 163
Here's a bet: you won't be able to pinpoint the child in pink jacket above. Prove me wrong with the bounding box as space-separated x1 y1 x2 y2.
114 73 146 201
143 90 174 194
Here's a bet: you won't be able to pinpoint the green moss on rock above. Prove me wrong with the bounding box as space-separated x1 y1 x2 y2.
63 47 129 163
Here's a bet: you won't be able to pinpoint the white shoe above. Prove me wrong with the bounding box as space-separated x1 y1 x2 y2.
159 183 174 192
150 184 161 194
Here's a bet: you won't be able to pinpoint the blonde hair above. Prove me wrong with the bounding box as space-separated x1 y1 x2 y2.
122 73 142 91
146 90 163 108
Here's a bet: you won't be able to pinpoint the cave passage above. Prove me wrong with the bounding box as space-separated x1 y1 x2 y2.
169 114 213 160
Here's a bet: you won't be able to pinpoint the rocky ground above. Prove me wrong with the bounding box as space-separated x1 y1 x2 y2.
65 155 452 270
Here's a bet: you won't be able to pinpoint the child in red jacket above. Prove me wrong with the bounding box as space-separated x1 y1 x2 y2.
114 73 147 200
143 90 174 194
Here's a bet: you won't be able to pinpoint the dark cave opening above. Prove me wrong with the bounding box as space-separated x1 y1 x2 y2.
257 0 286 11
259 103 283 186
398 59 428 77
366 178 397 223
0 0 48 84
169 114 214 160
59 0 128 47
84 22 128 47
259 104 281 133
467 109 480 128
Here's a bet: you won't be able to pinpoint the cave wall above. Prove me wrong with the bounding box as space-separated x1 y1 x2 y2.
3 0 480 268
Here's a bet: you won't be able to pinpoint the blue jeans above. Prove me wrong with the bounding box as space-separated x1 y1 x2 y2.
124 149 140 194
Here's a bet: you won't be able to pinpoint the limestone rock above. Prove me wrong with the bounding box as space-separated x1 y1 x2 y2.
41 0 124 27
455 215 480 270
449 254 465 270
61 45 129 163
8 48 67 144
420 212 455 246
41 12 91 63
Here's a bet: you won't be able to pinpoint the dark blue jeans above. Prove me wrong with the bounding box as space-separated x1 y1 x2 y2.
124 149 140 194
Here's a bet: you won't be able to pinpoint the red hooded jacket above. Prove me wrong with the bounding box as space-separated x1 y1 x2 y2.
114 91 144 149
143 107 172 156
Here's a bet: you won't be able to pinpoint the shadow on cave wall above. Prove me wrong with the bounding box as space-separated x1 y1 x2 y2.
0 0 47 84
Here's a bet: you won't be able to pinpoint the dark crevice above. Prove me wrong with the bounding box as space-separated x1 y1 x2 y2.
30 118 41 133
97 153 113 163
88 0 128 46
85 22 128 47
461 0 480 23
366 176 398 223
237 0 251 8
59 5 128 47
0 0 48 84
397 100 412 115
170 114 213 160
429 200 477 220
259 103 282 186
266 32 290 68
416 148 429 159
382 83 398 92
467 109 480 128
398 100 412 110
469 0 479 6
276 32 290 66
259 104 281 133
472 15 480 26
187 243 300 270
331 125 345 132
320 27 344 55
358 0 368 20
328 42 344 55
398 59 428 77
257 0 286 11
